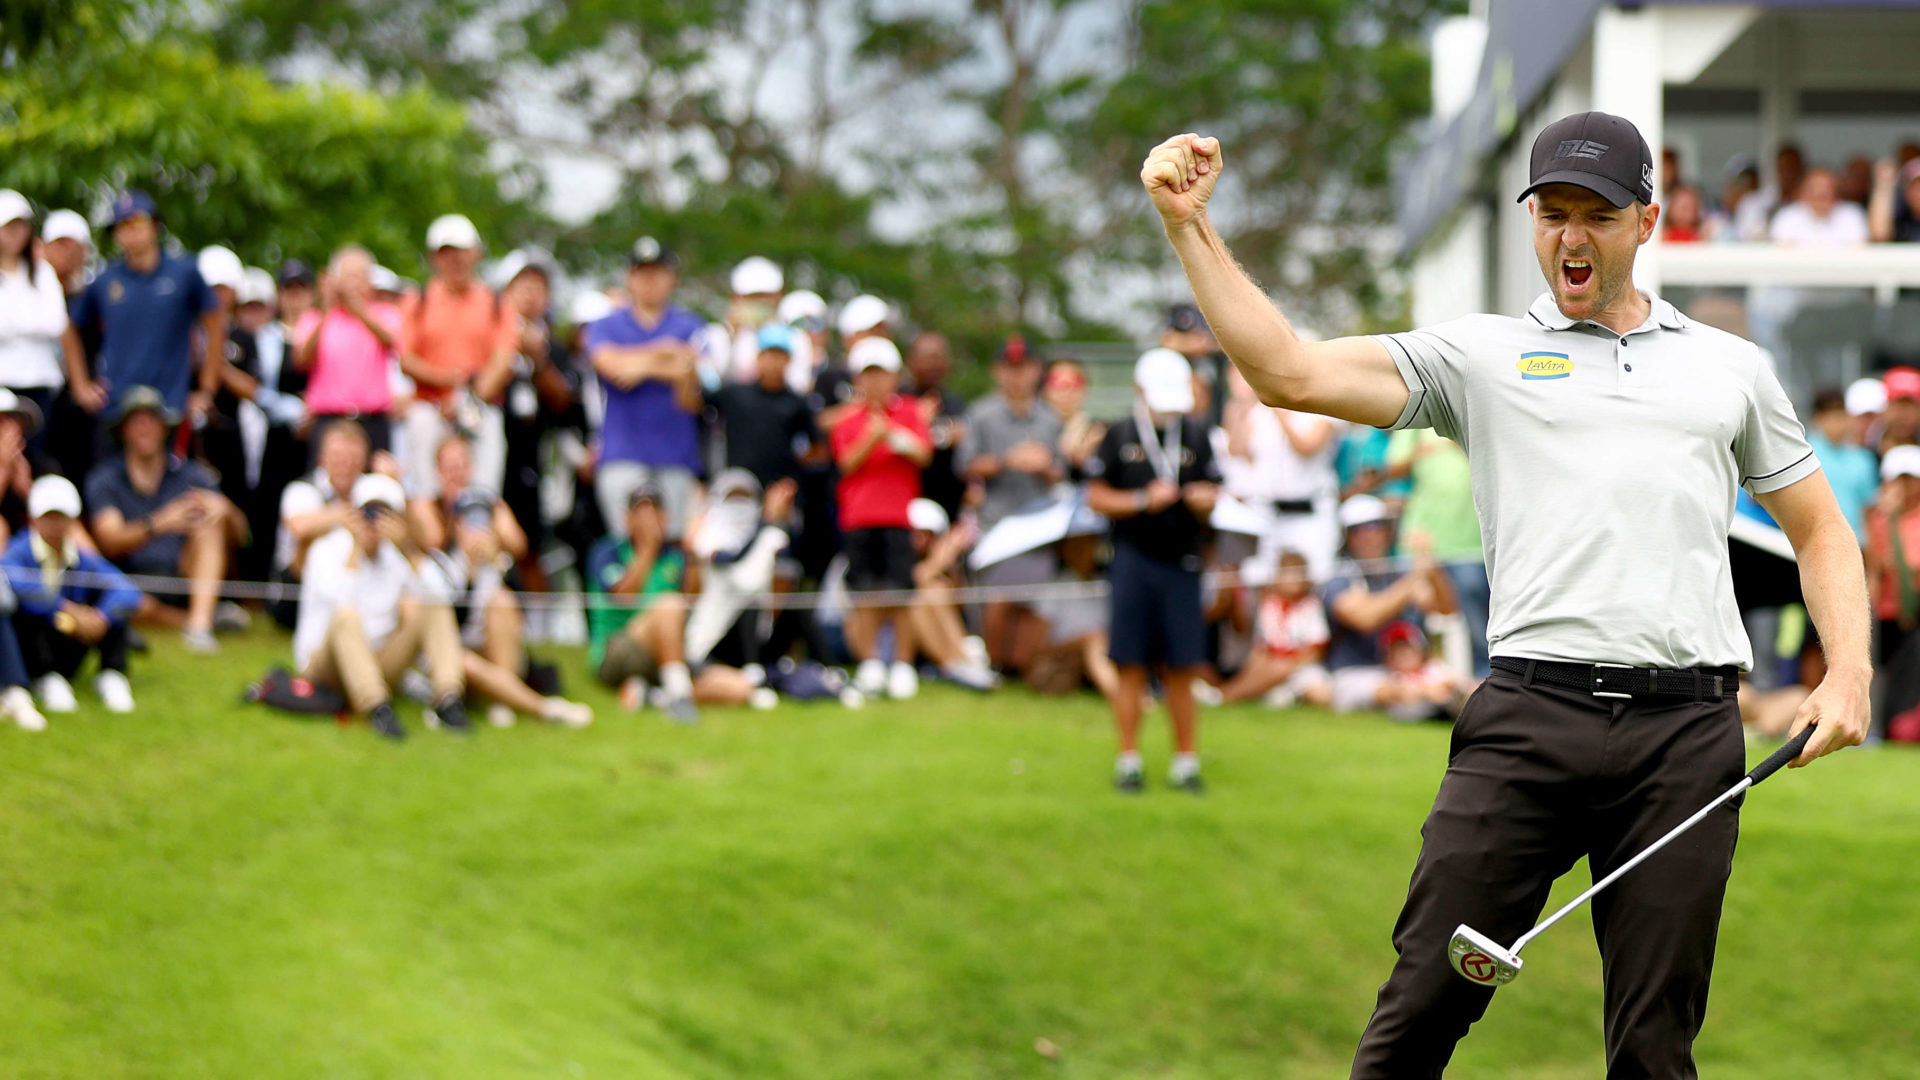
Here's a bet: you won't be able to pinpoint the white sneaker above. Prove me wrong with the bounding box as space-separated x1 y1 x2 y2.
94 670 135 714
940 661 999 692
541 698 594 729
486 703 517 729
35 673 76 714
3 686 46 732
748 687 779 710
181 628 220 654
961 635 989 667
854 658 887 696
887 661 919 700
1191 679 1223 707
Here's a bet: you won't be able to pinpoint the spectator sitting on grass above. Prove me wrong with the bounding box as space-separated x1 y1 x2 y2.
682 468 795 670
1218 550 1332 707
1321 495 1455 716
831 337 932 702
587 483 768 719
85 386 248 654
0 388 53 544
1020 531 1123 702
408 435 528 726
900 498 997 691
295 474 590 741
3 475 141 717
1374 620 1468 722
276 419 375 588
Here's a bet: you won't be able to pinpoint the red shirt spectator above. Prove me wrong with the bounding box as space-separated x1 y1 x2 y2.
832 393 930 530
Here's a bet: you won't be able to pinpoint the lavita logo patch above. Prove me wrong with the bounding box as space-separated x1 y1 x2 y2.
1517 352 1573 380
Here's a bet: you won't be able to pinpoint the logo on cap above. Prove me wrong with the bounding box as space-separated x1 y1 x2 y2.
1554 139 1610 160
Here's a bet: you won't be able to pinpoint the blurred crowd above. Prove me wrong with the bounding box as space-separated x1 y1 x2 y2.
1658 140 1920 245
0 182 1911 750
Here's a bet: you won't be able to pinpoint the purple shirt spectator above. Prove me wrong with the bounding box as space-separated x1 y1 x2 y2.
586 304 705 471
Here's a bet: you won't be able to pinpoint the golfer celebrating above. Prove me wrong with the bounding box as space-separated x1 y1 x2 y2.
1143 112 1870 1076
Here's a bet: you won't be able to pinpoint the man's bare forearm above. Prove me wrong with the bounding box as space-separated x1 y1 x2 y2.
1165 215 1312 407
1797 518 1871 678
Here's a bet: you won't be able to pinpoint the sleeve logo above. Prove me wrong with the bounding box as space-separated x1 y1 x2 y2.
1517 352 1573 380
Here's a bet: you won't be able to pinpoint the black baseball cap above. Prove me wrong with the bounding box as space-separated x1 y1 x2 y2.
628 236 679 269
1516 111 1654 209
277 259 316 288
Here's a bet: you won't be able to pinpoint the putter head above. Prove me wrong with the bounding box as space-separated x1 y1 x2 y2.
1448 924 1522 987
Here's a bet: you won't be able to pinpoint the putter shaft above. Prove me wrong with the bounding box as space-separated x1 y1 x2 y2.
1509 776 1752 956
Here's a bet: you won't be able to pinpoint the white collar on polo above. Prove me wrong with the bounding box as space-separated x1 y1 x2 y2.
1525 289 1689 334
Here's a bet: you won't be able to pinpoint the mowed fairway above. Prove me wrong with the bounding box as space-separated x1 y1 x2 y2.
1 629 1915 1079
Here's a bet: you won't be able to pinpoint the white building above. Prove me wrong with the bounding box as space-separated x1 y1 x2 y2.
1401 1 1920 400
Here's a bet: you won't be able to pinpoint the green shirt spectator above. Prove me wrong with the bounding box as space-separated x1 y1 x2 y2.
584 539 685 668
1387 429 1480 559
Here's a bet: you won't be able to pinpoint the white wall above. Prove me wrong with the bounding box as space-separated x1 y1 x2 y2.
1409 203 1490 327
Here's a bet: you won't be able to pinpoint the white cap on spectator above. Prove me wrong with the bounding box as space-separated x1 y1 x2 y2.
777 289 827 324
493 248 555 290
1882 445 1920 482
0 387 44 435
1846 377 1887 417
28 475 82 519
1133 347 1194 414
849 336 902 374
237 267 277 307
369 264 403 294
731 256 784 297
426 213 483 251
837 294 890 339
197 245 245 291
711 467 763 502
0 189 32 227
41 209 91 247
907 498 949 535
351 473 407 512
570 290 614 326
1339 494 1394 529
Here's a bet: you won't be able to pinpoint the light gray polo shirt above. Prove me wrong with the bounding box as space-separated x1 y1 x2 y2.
959 394 1064 527
1376 291 1817 669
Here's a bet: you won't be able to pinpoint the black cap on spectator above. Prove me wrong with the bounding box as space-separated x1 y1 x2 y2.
629 237 679 270
1167 303 1205 334
111 385 180 430
278 260 316 288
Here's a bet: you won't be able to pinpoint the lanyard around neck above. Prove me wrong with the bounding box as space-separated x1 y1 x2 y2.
1133 400 1181 485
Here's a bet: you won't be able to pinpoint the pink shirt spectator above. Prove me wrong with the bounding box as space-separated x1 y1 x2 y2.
297 303 403 416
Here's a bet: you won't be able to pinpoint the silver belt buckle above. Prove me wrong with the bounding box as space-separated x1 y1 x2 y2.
1591 662 1635 700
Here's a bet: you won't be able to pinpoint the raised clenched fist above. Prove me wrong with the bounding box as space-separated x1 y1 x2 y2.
1141 133 1223 230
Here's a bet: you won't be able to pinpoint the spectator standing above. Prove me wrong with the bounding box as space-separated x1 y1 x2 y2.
39 210 98 486
1864 446 1920 670
195 246 256 534
3 475 142 714
705 256 813 391
85 387 248 653
816 294 891 429
585 237 705 539
1385 428 1488 678
227 267 309 584
1806 388 1880 542
905 330 970 519
959 338 1063 669
398 214 514 496
1042 358 1105 478
1221 364 1344 581
296 246 402 454
0 191 71 454
778 289 830 365
1879 367 1920 455
67 190 227 428
1083 348 1221 793
830 337 932 701
1734 143 1806 240
709 325 821 488
494 250 577 604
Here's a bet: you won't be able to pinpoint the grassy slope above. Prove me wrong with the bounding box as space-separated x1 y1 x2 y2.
0 629 1915 1079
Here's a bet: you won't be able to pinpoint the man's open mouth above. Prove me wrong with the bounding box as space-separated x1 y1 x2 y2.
1562 258 1593 292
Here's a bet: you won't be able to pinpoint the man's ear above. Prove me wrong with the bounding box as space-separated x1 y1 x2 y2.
1639 200 1661 244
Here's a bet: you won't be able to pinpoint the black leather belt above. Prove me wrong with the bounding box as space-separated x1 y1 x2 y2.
1273 498 1315 514
1490 657 1738 702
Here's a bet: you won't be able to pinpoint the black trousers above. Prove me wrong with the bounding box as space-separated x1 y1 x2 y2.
11 613 129 679
1351 664 1746 1079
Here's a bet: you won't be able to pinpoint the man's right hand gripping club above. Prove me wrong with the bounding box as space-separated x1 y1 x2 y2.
1138 133 1408 430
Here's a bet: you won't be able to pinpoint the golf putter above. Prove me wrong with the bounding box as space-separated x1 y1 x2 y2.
1447 723 1817 988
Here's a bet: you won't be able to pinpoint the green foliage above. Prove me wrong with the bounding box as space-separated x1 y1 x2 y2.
0 27 527 273
1 629 1915 1078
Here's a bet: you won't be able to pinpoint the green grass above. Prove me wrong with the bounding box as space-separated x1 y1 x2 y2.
1 627 1916 1079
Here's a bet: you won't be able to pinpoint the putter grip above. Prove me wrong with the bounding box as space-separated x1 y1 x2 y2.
1746 725 1816 787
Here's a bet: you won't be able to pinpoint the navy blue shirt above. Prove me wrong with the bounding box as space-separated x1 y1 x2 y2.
1321 559 1421 670
72 253 218 413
